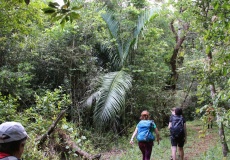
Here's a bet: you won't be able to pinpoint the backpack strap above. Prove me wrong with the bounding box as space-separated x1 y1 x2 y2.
144 121 154 140
173 116 183 128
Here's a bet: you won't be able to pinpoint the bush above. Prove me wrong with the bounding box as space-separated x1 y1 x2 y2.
0 93 18 123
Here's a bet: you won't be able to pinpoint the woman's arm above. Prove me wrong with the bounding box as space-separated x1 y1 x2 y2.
184 123 187 143
130 127 138 144
168 122 172 129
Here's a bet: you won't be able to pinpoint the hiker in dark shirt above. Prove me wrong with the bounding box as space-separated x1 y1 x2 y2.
168 107 187 160
0 122 29 160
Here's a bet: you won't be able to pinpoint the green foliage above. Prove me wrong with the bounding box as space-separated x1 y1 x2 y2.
27 87 70 120
18 0 30 5
24 134 59 160
0 93 18 123
0 63 34 100
17 88 99 159
42 0 82 28
127 14 174 127
131 0 148 9
101 8 159 69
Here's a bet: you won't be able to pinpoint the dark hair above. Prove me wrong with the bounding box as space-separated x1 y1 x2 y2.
175 107 183 116
0 137 27 155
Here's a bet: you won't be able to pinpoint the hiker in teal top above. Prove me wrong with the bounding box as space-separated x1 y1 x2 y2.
130 110 160 160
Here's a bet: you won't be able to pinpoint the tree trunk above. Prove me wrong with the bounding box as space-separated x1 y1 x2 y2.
218 122 229 156
207 51 229 157
169 20 189 90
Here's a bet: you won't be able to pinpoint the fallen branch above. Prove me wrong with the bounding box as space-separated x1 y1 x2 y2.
37 109 67 148
58 129 101 160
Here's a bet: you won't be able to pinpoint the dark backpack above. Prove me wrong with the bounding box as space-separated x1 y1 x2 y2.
170 116 184 138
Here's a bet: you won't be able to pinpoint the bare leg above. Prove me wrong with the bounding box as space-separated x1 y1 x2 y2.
171 146 177 160
178 147 184 160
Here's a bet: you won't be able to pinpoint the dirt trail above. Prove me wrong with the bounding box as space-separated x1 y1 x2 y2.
100 125 219 160
184 125 219 160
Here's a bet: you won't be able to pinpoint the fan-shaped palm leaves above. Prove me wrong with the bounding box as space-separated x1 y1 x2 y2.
91 8 159 129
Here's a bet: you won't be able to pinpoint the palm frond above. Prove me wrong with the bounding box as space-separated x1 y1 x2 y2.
94 70 132 127
101 11 119 39
134 8 159 37
102 12 124 69
98 43 120 70
83 91 101 108
133 8 159 49
121 40 132 67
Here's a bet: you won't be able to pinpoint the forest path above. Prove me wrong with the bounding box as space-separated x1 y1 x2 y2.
184 123 219 160
100 122 219 160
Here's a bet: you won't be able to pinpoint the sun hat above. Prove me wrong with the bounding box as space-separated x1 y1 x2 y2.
0 122 28 143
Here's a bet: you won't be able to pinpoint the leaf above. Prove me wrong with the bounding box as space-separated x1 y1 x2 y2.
48 2 60 9
51 12 57 18
52 15 63 22
133 8 159 38
62 124 68 129
66 1 70 8
42 8 56 14
101 11 119 39
70 12 80 19
205 45 211 54
68 127 73 132
94 71 132 126
222 67 228 76
84 91 100 108
72 5 83 10
60 8 70 13
76 139 81 143
60 17 66 29
24 0 30 5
